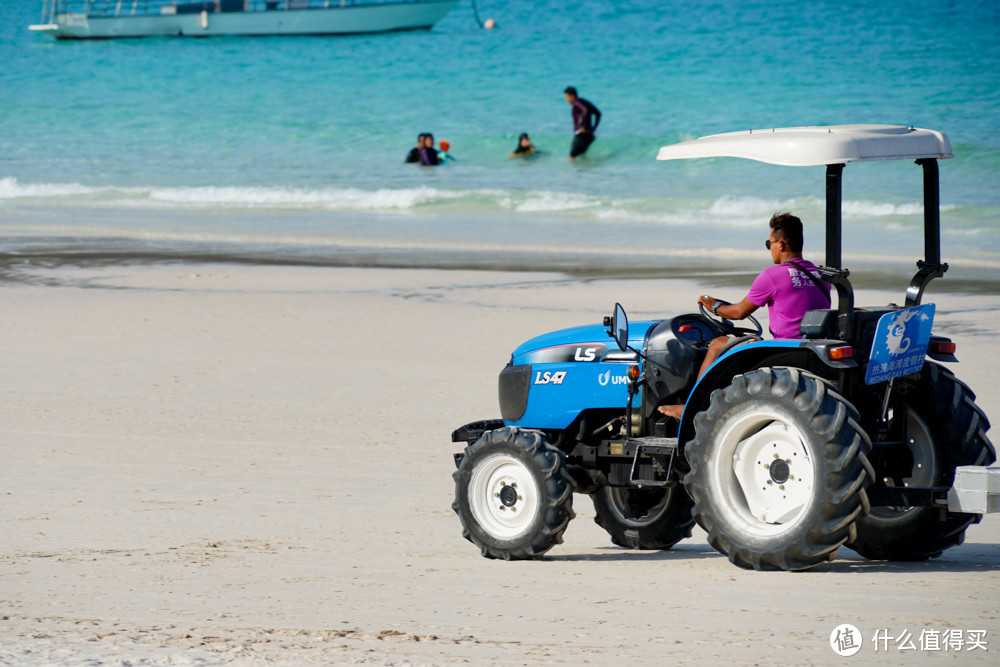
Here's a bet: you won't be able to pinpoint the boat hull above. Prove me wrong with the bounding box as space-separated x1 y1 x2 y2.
30 1 459 39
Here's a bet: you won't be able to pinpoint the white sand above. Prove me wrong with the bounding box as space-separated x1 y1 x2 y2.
1 264 997 665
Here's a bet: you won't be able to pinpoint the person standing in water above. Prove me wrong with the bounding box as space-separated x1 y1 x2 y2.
405 133 426 163
419 133 442 166
563 87 601 162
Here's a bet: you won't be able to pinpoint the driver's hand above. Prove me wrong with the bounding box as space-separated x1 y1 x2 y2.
698 294 715 310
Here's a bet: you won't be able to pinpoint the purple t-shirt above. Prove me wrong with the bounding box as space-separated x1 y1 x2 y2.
746 259 831 339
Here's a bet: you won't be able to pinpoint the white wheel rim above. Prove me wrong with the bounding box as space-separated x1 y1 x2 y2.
468 454 540 540
714 410 816 536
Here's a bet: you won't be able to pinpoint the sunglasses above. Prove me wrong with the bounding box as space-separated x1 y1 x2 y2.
765 239 783 250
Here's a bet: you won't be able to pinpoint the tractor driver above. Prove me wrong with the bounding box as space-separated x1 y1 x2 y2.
658 212 831 419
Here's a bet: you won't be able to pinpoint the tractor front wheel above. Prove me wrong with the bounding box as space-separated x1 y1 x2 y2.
452 426 575 560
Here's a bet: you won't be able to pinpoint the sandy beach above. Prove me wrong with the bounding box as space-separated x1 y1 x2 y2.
1 262 997 666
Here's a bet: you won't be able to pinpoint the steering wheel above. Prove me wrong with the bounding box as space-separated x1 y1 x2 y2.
699 299 763 337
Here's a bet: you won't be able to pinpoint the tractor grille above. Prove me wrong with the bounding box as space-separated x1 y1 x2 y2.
498 364 531 421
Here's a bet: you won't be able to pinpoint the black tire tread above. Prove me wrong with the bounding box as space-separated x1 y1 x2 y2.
452 426 576 560
685 367 872 571
848 363 995 561
591 486 695 549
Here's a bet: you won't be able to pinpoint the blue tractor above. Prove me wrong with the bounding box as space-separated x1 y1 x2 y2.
451 125 997 571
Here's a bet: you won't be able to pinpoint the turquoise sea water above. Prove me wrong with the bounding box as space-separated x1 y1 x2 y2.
2 1 999 283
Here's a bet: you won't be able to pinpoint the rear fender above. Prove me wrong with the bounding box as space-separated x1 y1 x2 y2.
677 339 856 445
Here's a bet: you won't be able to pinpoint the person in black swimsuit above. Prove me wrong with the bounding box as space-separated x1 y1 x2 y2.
509 133 536 158
563 87 601 162
405 133 426 163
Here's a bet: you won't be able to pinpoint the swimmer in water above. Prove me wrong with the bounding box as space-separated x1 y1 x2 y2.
508 133 536 158
438 140 456 163
419 133 442 166
405 133 426 163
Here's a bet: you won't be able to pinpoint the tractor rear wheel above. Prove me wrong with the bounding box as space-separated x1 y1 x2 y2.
848 363 995 561
684 367 872 571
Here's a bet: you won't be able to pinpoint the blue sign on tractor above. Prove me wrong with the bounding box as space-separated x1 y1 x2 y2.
865 304 936 385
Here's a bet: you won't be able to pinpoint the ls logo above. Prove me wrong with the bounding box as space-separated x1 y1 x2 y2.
534 371 567 385
574 347 599 362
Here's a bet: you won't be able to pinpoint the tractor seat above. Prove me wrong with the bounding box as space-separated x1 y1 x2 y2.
800 309 838 339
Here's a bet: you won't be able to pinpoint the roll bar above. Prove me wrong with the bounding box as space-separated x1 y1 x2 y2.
656 125 954 323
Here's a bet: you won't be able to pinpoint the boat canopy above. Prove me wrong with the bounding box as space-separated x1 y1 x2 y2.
656 124 952 166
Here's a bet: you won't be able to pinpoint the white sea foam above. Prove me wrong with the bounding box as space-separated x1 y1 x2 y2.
0 177 968 223
706 195 808 218
0 177 99 199
843 200 922 217
146 184 474 210
511 191 603 213
1 178 479 212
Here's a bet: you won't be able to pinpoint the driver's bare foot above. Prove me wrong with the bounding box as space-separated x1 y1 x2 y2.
657 404 684 419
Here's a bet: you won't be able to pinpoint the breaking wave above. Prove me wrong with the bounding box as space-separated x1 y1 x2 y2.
0 177 963 224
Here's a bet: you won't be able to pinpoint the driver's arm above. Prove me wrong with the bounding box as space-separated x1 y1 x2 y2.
717 298 758 320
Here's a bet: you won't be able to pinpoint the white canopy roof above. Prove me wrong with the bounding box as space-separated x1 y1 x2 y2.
656 124 952 166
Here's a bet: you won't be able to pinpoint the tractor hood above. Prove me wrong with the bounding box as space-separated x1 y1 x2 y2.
502 320 656 429
510 321 654 366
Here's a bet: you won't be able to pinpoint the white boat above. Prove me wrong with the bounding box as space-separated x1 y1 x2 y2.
29 0 460 39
